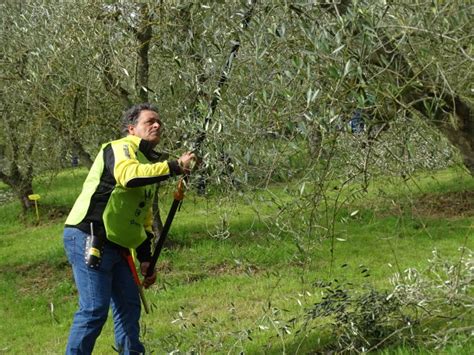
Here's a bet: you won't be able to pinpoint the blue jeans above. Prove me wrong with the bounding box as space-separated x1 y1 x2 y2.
63 227 145 354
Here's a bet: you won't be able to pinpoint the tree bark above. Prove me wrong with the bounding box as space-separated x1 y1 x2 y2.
410 92 474 174
0 163 34 211
135 4 153 103
71 92 94 168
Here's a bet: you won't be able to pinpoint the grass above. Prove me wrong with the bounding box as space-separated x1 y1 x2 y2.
0 166 472 354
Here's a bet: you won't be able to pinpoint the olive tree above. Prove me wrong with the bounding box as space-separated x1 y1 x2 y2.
0 1 154 209
2 0 471 212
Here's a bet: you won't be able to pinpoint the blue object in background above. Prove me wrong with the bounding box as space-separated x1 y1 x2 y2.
71 155 79 167
350 109 365 133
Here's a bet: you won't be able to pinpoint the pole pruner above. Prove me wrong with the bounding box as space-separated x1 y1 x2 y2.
146 175 187 278
125 176 188 315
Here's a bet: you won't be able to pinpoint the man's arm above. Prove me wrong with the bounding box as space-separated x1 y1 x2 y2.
110 140 181 188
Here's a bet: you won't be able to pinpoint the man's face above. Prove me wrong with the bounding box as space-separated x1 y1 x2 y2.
128 110 162 145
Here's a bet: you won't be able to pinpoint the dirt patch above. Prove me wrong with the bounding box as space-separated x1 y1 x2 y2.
4 260 74 297
45 205 70 220
410 190 474 218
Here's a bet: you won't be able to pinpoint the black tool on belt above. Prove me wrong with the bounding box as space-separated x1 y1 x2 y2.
85 222 105 269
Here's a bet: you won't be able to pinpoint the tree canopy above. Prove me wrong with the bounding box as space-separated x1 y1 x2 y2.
1 1 472 210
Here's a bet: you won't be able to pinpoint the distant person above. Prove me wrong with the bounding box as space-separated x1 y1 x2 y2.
349 109 365 134
63 103 195 354
71 155 79 167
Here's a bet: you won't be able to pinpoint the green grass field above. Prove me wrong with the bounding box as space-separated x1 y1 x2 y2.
0 167 472 354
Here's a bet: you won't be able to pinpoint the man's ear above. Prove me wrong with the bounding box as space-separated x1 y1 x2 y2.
127 124 135 135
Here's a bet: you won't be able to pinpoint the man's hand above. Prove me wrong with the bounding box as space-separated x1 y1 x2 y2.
140 262 157 289
178 151 196 173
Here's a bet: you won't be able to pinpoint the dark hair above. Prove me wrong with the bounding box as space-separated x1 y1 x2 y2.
122 103 159 134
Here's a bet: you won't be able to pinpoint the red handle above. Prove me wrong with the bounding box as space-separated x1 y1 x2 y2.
124 252 141 286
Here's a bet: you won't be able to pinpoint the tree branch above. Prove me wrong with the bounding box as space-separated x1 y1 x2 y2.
194 0 258 151
101 46 133 108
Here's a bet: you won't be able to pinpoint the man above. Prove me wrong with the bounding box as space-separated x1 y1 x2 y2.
63 103 195 354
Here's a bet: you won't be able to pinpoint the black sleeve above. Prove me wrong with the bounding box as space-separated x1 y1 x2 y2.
136 231 154 263
168 160 183 176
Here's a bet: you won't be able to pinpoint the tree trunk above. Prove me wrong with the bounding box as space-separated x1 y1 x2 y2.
72 141 93 169
71 93 94 168
366 28 474 174
135 4 152 103
0 164 34 211
411 92 474 174
18 181 35 211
